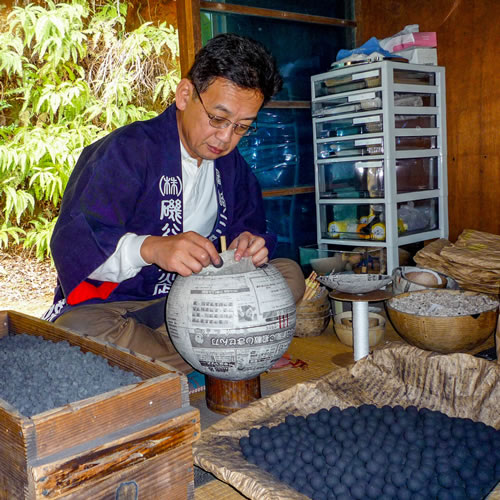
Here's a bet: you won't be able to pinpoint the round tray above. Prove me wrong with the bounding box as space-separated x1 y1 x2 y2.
318 273 392 294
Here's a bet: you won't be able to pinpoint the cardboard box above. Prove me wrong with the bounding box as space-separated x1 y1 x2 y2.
395 47 438 65
0 310 200 499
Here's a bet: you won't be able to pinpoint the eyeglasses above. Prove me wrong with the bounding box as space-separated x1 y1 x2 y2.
193 83 257 137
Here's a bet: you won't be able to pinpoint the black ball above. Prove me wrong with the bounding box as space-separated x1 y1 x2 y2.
304 463 315 475
239 436 250 448
438 471 456 489
436 488 455 500
352 421 365 436
334 429 347 443
407 476 423 493
350 483 365 499
302 485 315 497
338 416 352 431
397 486 412 500
357 448 371 463
466 483 484 499
341 471 356 488
335 457 349 471
301 449 314 464
323 474 336 489
241 444 253 458
329 406 341 416
366 460 379 475
365 482 381 499
311 490 327 500
324 452 338 467
318 408 330 423
344 406 358 417
310 472 325 491
249 434 261 447
314 440 326 455
260 438 273 452
392 423 403 435
336 495 351 500
313 455 326 471
314 425 329 439
383 483 397 497
264 450 278 465
372 450 387 465
280 469 294 482
272 435 285 449
391 471 406 488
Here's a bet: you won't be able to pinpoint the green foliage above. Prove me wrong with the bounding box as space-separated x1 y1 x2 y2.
24 215 57 260
0 0 180 259
0 220 25 249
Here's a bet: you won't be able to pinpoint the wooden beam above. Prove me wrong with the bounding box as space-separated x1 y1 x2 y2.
263 186 315 198
176 0 202 77
199 2 357 28
265 101 310 109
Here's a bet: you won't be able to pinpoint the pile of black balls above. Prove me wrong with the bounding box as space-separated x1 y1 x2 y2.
239 404 500 500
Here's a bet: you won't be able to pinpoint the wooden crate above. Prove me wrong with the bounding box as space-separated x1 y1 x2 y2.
0 310 200 499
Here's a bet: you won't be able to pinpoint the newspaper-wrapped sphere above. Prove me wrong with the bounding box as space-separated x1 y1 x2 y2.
166 252 296 380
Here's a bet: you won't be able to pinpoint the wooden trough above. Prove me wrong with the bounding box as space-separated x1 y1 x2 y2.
0 310 200 499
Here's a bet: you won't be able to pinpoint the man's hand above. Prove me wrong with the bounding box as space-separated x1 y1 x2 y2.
229 231 269 267
140 232 221 276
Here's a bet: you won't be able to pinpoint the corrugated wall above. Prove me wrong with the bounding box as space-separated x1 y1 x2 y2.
356 0 500 241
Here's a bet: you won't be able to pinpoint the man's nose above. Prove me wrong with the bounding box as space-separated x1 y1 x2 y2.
215 125 235 143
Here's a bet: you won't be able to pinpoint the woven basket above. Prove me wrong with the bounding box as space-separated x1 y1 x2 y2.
386 290 499 353
333 311 385 347
295 287 331 337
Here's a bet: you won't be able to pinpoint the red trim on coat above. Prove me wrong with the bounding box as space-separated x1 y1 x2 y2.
67 281 119 305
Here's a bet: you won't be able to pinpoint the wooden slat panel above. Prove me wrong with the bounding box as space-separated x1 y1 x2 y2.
32 375 187 459
356 0 500 241
30 408 199 499
200 2 356 27
0 406 33 499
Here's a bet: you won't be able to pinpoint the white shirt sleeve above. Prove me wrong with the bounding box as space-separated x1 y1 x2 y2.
88 233 150 282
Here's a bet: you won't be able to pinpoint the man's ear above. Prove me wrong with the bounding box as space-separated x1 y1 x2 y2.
175 79 194 111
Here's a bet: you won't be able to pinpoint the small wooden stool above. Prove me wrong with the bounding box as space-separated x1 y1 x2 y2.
205 375 261 415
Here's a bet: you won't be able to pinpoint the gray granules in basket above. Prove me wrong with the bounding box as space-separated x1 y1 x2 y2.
390 291 499 317
0 334 142 416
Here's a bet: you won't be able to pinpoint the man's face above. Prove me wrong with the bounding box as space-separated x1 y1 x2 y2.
176 77 264 164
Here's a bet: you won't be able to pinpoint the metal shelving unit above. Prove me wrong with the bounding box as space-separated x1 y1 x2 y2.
311 60 448 273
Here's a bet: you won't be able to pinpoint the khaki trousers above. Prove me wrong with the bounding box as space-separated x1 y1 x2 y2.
54 258 306 374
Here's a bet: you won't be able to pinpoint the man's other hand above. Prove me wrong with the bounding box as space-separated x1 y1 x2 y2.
229 231 269 267
140 232 222 276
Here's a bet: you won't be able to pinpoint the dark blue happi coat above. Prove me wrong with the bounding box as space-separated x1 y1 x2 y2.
43 103 276 321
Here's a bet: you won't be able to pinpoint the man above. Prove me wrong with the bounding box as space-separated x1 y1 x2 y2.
43 34 305 372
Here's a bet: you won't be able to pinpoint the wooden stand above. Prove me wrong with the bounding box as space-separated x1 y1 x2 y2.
205 375 261 415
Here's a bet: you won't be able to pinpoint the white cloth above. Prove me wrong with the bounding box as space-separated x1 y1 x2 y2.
89 142 217 282
180 142 217 236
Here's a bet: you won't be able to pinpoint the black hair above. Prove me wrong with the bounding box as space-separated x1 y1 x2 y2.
187 33 283 106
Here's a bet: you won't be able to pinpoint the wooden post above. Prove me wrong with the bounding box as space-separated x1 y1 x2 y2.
176 0 202 77
205 375 261 415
